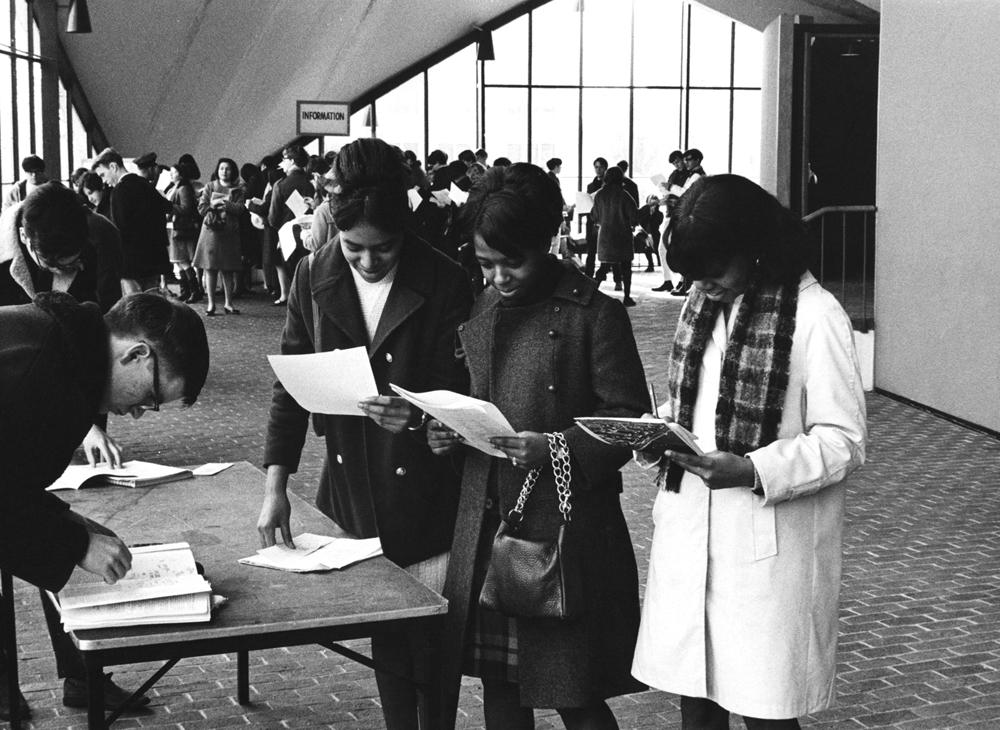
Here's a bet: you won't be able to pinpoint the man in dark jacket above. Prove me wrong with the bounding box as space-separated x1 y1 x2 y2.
92 147 173 294
0 291 209 720
267 144 315 297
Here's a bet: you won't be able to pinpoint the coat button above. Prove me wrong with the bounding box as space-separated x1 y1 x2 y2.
458 324 465 331
553 306 561 313
385 352 393 363
547 384 557 393
548 329 559 339
395 466 407 477
485 497 495 511
336 454 343 464
572 288 580 296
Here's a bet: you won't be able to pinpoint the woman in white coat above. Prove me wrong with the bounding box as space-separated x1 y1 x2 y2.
632 175 867 729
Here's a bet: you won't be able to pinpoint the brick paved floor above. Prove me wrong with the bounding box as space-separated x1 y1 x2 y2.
6 270 1000 729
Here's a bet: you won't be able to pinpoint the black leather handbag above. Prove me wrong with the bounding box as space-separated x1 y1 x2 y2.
479 432 582 620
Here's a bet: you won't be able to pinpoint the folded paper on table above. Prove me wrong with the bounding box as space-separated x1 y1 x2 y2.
389 384 516 458
407 187 423 210
46 461 193 491
239 533 383 572
574 417 704 455
55 543 213 630
192 462 234 477
448 183 469 206
286 188 310 218
268 347 379 415
575 191 594 215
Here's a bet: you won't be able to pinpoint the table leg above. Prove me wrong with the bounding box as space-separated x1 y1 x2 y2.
85 658 106 729
237 649 249 704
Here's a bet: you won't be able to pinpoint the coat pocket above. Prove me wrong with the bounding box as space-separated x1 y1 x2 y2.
750 495 777 560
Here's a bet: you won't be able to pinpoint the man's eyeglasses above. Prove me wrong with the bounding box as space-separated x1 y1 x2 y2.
29 247 83 274
145 346 162 412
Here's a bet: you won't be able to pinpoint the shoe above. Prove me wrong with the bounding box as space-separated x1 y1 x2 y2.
223 305 240 315
0 683 31 721
623 297 637 307
273 298 288 306
671 287 689 297
614 282 623 291
63 673 151 710
651 282 673 292
205 305 216 316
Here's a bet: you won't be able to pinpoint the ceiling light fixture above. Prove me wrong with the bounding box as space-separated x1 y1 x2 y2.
476 27 495 61
66 0 92 33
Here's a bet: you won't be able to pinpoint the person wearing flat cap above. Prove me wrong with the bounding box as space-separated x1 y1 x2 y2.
2 155 49 211
135 152 160 186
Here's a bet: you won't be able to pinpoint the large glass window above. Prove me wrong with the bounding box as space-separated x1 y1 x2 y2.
484 87 528 164
531 0 581 86
428 45 477 159
486 14 528 86
581 0 632 86
532 87 580 189
374 74 425 161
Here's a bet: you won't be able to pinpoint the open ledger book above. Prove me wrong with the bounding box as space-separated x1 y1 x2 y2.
53 543 212 631
575 417 704 455
46 460 193 491
239 533 383 572
389 384 517 458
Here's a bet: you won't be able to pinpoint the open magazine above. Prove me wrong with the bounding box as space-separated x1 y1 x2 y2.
574 417 704 455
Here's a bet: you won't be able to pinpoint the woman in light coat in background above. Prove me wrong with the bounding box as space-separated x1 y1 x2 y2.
632 174 867 729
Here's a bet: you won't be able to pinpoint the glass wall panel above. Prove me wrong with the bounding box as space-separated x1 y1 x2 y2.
16 58 33 156
0 3 10 50
531 0 580 86
633 0 683 87
71 104 90 167
486 14 528 85
375 73 425 159
632 89 682 197
483 87 527 164
581 0 632 86
731 89 761 181
581 88 629 172
733 21 762 88
531 88 580 190
13 0 27 51
686 89 731 173
0 54 13 186
688 5 732 88
428 46 476 159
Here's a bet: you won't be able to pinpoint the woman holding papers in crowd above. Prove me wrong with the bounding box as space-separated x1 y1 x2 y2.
193 158 244 315
259 137 473 730
428 163 648 730
631 175 867 729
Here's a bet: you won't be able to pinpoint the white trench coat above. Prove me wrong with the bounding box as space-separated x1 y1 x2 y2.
632 273 867 719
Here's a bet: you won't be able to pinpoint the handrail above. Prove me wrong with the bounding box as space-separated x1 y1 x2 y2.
802 204 876 223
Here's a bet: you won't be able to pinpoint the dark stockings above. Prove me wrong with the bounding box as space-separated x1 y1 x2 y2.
681 696 801 730
482 680 620 730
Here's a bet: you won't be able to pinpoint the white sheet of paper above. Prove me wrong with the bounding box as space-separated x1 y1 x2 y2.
268 347 379 415
277 219 301 261
389 384 516 458
156 169 172 192
407 187 423 210
650 173 667 188
575 191 593 215
431 188 451 206
668 184 686 197
238 533 382 572
449 183 469 206
286 188 309 218
192 462 234 476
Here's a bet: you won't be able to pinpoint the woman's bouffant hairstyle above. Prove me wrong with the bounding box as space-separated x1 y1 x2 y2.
666 174 811 285
460 162 563 258
329 138 410 233
602 165 624 187
214 157 240 183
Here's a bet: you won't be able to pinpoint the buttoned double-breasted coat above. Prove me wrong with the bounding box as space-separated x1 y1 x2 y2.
264 233 472 567
440 262 649 708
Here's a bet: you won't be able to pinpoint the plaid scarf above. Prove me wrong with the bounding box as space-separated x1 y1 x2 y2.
658 277 798 491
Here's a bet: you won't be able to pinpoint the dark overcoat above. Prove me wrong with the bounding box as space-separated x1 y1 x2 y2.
264 233 472 567
0 293 106 590
109 173 172 279
441 262 649 708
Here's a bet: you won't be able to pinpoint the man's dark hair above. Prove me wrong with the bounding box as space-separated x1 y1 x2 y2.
669 150 684 164
684 148 704 163
617 160 629 173
21 155 45 173
458 149 476 165
546 158 562 171
492 157 512 168
475 148 488 160
427 149 448 167
104 293 210 406
19 182 88 261
92 147 125 170
81 172 104 194
593 157 608 168
282 144 309 169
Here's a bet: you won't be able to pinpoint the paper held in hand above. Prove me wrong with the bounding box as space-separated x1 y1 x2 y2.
46 460 193 491
239 533 383 572
54 543 213 631
389 384 517 458
574 417 704 455
268 346 379 415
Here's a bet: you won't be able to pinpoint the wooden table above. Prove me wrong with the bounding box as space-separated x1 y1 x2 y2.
56 461 448 729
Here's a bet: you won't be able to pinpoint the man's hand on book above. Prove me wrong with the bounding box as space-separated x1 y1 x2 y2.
81 424 123 468
79 532 132 584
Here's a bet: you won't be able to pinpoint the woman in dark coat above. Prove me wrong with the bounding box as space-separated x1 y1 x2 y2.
430 163 648 729
591 165 639 306
258 137 472 729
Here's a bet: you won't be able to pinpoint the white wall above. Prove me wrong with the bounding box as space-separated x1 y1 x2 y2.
875 0 1000 430
759 14 795 205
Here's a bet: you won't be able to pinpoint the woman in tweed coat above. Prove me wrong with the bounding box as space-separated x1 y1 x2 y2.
430 163 648 729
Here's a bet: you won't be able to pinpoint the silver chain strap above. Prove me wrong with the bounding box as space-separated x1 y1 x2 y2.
509 432 573 523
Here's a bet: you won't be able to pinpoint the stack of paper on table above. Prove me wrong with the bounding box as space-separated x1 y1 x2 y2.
55 543 212 631
575 417 704 455
239 533 383 572
46 461 193 491
389 384 517 458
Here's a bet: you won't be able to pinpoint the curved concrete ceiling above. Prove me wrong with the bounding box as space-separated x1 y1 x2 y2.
59 0 877 168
